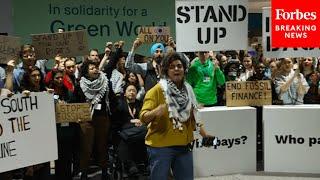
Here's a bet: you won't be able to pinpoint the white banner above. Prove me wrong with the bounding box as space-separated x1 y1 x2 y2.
175 0 248 52
193 106 256 177
264 105 320 173
262 7 320 58
0 92 57 173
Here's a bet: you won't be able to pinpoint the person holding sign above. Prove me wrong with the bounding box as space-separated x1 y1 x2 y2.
274 58 309 105
20 66 47 93
79 60 113 180
0 63 15 180
187 52 225 107
140 52 212 180
125 38 166 92
46 68 83 180
19 66 52 180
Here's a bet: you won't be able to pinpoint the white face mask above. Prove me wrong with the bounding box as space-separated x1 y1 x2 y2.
228 71 237 77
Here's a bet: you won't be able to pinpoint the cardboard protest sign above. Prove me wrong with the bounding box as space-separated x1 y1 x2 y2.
0 92 57 173
31 30 88 59
138 26 170 43
0 35 21 64
262 7 320 58
55 103 91 123
226 80 272 106
175 0 248 52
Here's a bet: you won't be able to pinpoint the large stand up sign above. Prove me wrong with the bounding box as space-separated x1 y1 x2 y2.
0 92 57 173
175 0 248 52
31 30 88 59
262 7 320 58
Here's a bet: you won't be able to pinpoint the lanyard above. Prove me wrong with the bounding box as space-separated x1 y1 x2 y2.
127 102 136 119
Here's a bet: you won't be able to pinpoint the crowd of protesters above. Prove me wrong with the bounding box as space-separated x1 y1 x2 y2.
0 34 319 180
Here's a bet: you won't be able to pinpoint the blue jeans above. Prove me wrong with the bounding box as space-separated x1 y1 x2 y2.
147 146 193 180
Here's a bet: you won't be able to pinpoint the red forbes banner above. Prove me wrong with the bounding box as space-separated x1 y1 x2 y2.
271 0 320 48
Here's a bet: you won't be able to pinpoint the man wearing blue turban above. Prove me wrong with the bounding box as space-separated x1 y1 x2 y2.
125 39 166 92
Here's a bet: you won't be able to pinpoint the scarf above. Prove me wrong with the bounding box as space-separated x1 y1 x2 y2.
80 73 110 115
159 79 197 130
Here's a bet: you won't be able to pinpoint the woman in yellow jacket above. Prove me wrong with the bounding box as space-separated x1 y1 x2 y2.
140 52 211 180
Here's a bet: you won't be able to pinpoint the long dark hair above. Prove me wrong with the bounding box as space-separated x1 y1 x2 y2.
21 66 46 92
47 69 65 89
124 71 139 86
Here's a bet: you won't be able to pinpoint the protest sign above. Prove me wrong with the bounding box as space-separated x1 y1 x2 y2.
175 0 248 52
31 30 88 59
193 106 256 176
0 92 57 173
138 26 170 43
55 103 91 123
226 80 272 107
262 7 320 58
0 35 20 64
264 105 320 173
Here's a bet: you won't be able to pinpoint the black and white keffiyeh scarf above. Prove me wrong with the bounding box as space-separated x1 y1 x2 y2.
80 73 110 115
159 79 197 130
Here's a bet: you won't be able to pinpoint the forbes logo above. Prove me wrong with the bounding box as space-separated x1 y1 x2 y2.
275 9 317 20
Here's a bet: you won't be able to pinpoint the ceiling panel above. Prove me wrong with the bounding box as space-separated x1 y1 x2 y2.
249 0 270 13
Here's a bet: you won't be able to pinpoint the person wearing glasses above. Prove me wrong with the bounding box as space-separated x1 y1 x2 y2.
140 52 212 180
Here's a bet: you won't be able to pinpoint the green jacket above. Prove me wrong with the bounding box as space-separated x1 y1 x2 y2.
187 58 225 105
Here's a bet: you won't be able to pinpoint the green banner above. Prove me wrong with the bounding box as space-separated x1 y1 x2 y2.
12 0 175 56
